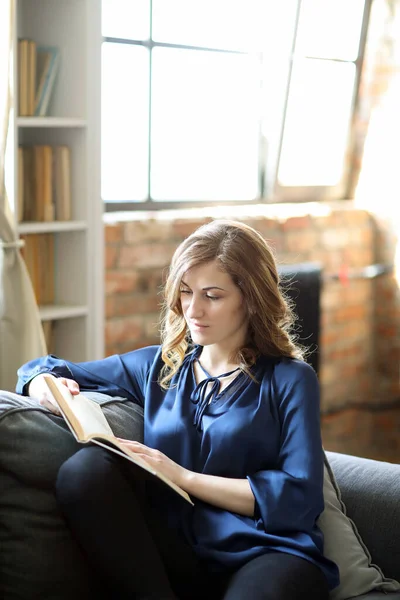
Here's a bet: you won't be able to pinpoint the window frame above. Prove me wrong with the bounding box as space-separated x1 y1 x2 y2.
102 0 372 212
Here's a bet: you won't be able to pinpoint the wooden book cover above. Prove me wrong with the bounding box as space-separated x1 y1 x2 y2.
33 146 44 221
17 147 24 222
21 146 35 221
18 39 29 116
37 234 52 304
28 40 37 116
55 146 71 221
22 234 40 304
42 145 55 221
43 375 193 505
46 233 55 304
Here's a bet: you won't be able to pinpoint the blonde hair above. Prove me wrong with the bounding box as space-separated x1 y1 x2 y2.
159 219 304 388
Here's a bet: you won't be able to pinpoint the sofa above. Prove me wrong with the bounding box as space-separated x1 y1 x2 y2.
0 389 399 600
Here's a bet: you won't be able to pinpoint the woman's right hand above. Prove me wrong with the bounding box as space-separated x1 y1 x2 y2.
28 374 80 415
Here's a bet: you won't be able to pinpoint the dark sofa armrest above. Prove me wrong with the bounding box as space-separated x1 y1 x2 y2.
0 390 144 600
326 451 400 583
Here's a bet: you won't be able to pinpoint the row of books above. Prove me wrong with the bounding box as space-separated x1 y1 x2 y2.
18 145 71 223
21 233 54 306
18 39 60 117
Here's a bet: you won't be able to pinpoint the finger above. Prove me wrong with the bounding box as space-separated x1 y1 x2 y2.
60 378 80 395
117 438 143 448
39 397 61 415
121 442 145 453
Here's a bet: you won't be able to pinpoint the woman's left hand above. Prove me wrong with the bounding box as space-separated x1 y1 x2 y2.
117 439 190 489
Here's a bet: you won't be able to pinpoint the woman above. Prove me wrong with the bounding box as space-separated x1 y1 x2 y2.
17 220 339 600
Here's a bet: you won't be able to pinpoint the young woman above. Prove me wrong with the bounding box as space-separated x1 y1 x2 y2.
17 220 339 600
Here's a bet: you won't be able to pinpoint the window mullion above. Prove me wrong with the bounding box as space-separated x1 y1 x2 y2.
344 0 372 198
263 0 303 199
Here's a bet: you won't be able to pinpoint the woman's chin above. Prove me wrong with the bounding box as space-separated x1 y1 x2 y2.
190 330 211 345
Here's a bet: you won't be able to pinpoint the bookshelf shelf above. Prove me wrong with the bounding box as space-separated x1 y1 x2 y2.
39 304 89 321
18 220 87 234
17 117 87 128
9 0 104 363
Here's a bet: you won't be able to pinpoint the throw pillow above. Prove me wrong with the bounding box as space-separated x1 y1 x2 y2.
319 453 400 600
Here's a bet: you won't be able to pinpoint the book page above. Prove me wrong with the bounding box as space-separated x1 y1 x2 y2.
43 375 114 441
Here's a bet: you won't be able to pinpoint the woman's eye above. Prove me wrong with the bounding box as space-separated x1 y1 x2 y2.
206 295 219 301
180 289 191 295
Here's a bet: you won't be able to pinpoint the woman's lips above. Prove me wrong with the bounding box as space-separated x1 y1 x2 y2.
191 323 208 330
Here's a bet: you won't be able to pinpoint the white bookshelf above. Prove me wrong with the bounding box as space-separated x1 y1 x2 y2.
10 0 104 362
17 117 87 128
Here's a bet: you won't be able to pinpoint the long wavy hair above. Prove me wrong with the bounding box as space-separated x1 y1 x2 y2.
159 219 304 388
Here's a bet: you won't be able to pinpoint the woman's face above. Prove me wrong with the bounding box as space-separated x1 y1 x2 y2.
180 260 248 352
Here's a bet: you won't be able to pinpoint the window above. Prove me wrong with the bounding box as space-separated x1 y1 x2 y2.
101 0 370 210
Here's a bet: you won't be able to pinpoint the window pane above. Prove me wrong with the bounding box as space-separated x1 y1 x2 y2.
150 48 260 201
152 0 268 51
278 59 356 186
102 0 150 40
295 0 365 60
101 43 149 201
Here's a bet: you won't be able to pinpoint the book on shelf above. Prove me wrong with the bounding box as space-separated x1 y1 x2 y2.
20 233 54 305
54 146 72 221
35 46 60 117
18 144 71 223
18 39 29 116
18 40 59 117
42 375 193 505
17 147 24 222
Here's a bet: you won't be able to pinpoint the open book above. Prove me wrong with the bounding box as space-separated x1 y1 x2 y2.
43 375 193 504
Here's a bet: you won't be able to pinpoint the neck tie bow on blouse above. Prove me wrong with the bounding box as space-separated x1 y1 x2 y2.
190 361 240 432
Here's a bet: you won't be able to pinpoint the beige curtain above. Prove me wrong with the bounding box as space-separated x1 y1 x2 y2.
0 0 46 391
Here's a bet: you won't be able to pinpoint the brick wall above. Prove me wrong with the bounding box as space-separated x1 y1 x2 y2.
105 203 400 463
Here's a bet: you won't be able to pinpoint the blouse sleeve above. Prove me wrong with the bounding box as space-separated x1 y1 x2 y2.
247 360 324 534
15 346 161 406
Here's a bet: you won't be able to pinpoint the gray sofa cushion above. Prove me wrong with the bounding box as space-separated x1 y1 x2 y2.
356 595 400 600
327 451 400 585
0 391 144 600
320 453 400 599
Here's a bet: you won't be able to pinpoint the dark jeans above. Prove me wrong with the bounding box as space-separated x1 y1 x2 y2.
55 446 330 600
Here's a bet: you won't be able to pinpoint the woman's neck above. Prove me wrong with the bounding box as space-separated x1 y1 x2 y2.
198 345 240 377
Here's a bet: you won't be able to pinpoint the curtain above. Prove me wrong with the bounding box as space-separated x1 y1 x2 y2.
0 0 46 391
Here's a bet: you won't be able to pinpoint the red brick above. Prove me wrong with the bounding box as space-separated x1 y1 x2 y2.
105 297 115 319
144 315 160 339
314 212 343 229
172 219 211 239
321 229 352 249
105 223 124 244
124 220 174 244
334 304 370 322
118 243 176 269
113 294 161 317
105 271 140 295
340 209 371 227
105 246 118 269
105 317 144 346
282 215 312 231
284 230 319 254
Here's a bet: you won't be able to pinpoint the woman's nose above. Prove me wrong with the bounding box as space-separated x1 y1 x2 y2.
186 295 204 318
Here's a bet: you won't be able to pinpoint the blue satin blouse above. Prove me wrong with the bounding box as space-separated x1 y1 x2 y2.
16 345 339 590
